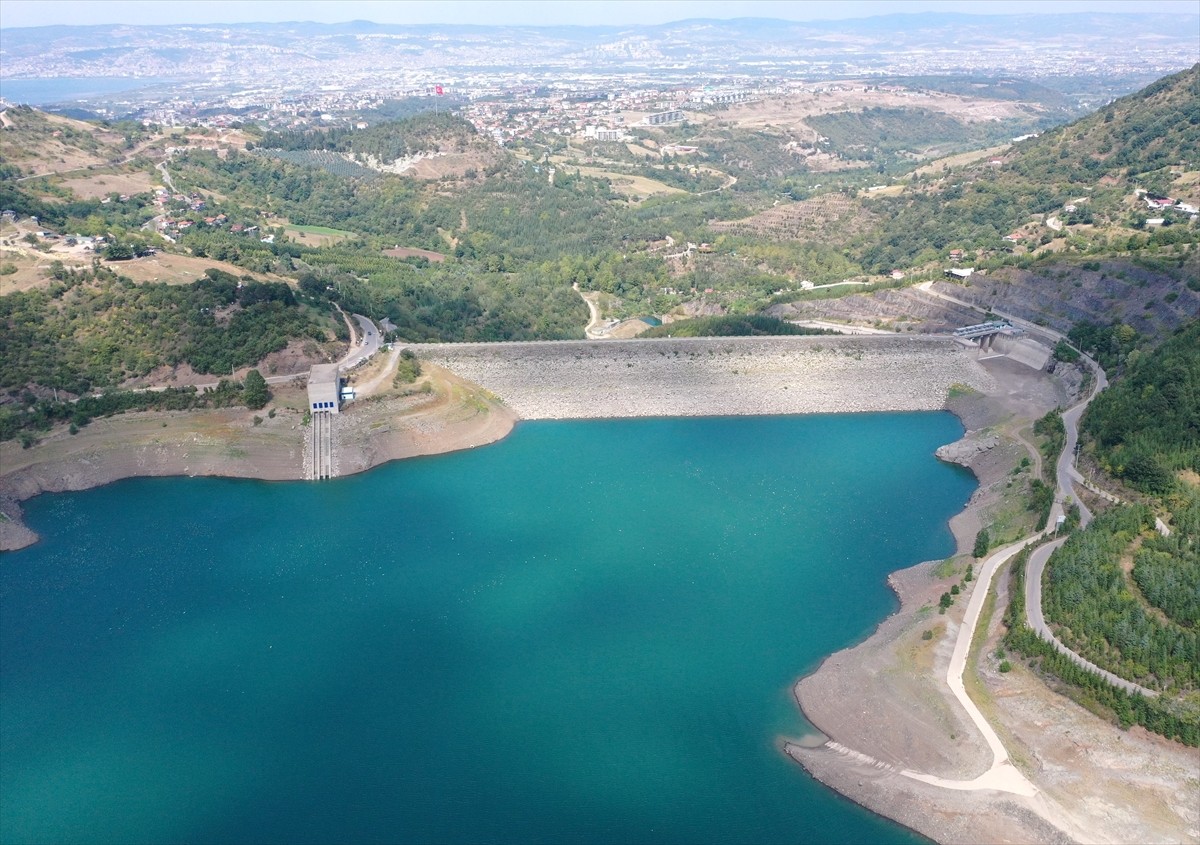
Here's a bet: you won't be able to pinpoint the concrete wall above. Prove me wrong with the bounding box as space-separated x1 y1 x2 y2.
991 335 1051 371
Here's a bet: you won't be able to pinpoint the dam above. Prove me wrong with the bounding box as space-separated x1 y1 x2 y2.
415 335 998 420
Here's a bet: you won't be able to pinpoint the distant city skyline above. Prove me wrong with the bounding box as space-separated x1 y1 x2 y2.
2 0 1198 30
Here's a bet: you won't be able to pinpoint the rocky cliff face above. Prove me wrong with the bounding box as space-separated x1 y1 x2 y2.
765 258 1196 344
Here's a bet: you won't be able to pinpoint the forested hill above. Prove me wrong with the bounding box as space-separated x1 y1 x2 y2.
1083 320 1200 494
859 64 1200 271
1005 63 1200 190
254 113 485 161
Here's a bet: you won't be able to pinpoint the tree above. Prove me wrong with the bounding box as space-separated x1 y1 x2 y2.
973 527 991 558
103 241 134 261
243 369 270 410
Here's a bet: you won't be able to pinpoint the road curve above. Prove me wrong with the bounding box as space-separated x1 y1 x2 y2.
1025 538 1158 697
900 533 1041 796
338 313 381 370
1027 351 1161 697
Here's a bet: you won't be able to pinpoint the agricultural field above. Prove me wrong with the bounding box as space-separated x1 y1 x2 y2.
911 143 1013 177
254 149 379 180
0 226 280 292
58 170 159 199
564 164 686 200
709 192 876 242
284 223 356 246
101 252 285 285
383 246 446 263
715 85 1052 134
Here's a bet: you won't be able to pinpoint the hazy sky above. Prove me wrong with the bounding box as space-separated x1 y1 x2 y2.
2 0 1197 29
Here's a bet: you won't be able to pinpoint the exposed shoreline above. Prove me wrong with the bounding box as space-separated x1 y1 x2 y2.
782 357 1200 845
0 364 518 552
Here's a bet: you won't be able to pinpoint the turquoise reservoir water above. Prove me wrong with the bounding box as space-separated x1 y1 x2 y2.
1 414 973 844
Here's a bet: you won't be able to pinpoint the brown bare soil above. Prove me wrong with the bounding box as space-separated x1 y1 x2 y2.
59 171 158 199
720 86 1041 136
710 192 875 242
383 246 446 263
385 144 504 181
105 252 282 285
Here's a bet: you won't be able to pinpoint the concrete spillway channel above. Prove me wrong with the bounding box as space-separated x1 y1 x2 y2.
309 411 336 480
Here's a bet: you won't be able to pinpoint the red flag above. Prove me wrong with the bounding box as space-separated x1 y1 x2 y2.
435 85 444 96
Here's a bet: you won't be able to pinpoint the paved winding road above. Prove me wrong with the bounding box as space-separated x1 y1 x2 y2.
337 311 381 370
1022 352 1160 697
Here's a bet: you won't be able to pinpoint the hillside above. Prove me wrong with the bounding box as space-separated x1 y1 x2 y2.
1006 63 1200 195
0 267 337 395
0 66 1196 449
1083 320 1200 493
0 105 155 179
254 113 506 180
849 64 1200 273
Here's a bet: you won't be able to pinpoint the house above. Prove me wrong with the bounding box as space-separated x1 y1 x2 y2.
945 267 975 280
890 269 906 280
949 249 964 262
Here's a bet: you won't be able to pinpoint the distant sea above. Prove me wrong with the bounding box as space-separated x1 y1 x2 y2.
0 414 973 844
0 77 177 106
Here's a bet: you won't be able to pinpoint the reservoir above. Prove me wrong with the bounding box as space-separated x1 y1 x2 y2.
0 413 972 844
0 77 178 106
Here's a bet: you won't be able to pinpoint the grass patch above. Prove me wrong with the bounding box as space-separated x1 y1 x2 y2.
932 557 959 579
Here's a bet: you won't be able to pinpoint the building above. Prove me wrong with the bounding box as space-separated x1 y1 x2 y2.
644 109 684 126
308 364 341 414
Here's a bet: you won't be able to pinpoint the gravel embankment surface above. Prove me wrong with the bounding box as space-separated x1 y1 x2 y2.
416 336 995 419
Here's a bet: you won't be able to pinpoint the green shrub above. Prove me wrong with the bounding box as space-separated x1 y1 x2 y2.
973 528 991 558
